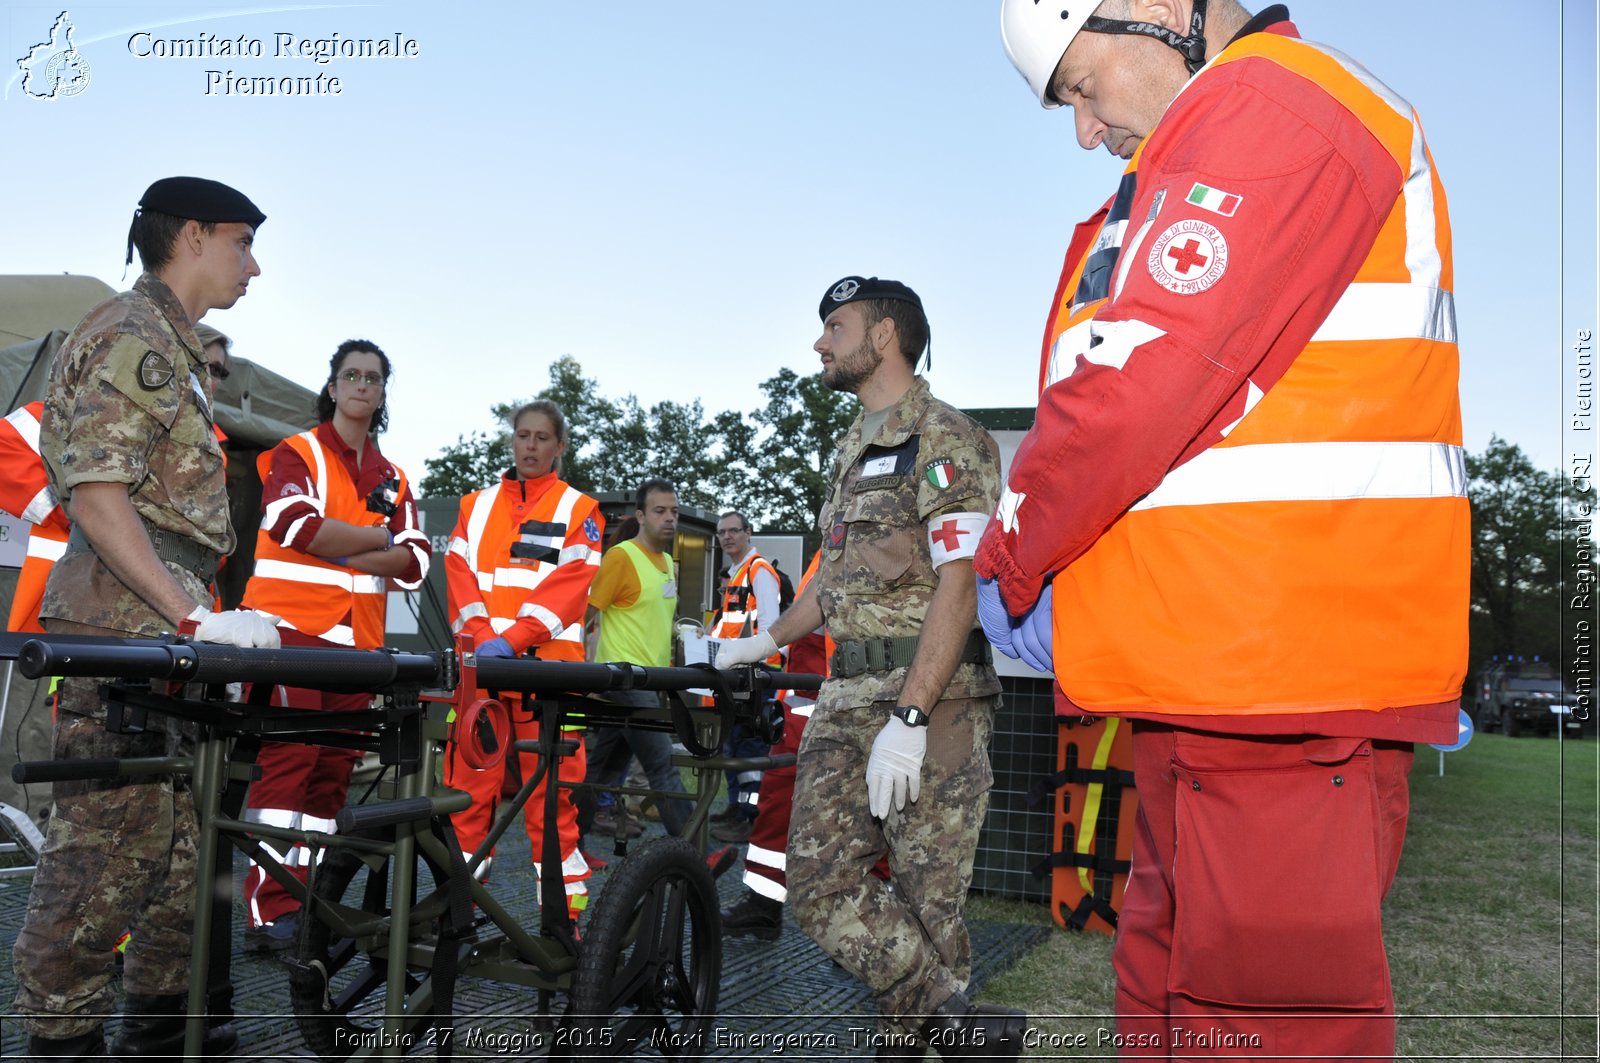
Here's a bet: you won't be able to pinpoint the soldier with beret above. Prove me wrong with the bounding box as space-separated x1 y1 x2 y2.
13 176 280 1060
718 277 1026 1059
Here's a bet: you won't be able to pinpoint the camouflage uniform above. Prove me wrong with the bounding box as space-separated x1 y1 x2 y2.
12 272 233 1039
788 374 1002 1027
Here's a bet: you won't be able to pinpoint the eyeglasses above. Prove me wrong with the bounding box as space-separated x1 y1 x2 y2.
339 369 385 387
716 527 747 537
205 363 230 382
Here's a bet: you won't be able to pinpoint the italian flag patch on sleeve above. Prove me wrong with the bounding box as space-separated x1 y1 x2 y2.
1186 182 1241 217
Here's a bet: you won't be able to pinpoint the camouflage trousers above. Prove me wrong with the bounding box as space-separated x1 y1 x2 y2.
789 692 995 1027
11 677 199 1039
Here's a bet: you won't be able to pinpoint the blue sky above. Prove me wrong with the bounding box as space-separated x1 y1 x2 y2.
1 1 1593 485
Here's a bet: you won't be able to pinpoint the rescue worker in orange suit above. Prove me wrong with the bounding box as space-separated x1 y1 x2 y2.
0 401 71 634
2 329 231 633
442 398 603 924
239 339 430 950
979 2 1467 1057
720 551 829 938
707 510 783 842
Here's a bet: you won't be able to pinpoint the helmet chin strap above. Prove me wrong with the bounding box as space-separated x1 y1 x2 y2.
1084 0 1210 75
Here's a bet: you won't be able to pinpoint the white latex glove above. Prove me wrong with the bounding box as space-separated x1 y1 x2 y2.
717 630 776 668
866 716 928 818
188 606 283 649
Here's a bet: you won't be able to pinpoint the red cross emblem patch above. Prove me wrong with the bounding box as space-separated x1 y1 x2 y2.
1146 218 1229 295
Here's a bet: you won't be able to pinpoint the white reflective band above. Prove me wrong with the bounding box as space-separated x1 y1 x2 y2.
21 485 57 525
489 617 515 635
1311 283 1456 344
1218 379 1264 439
559 543 601 566
394 528 428 547
281 514 314 546
1131 440 1467 512
253 558 383 594
243 808 301 830
788 703 814 719
321 624 355 646
997 487 1026 534
262 493 310 526
26 533 67 562
927 511 988 568
494 565 554 592
1046 318 1093 387
449 537 469 559
302 815 338 834
452 602 488 633
552 622 584 645
4 405 42 449
462 483 501 571
1080 318 1167 373
745 842 786 870
516 601 564 635
476 571 494 592
745 871 788 903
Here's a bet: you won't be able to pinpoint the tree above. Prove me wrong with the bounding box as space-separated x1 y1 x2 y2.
419 355 616 499
743 368 855 534
1466 435 1591 677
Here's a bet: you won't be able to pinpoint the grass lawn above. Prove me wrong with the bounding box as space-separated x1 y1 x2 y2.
967 731 1599 1059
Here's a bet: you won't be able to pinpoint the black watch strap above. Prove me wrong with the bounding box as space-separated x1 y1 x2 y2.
893 704 931 727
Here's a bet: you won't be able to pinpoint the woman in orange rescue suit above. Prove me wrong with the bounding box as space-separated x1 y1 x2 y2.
443 399 604 924
239 339 430 951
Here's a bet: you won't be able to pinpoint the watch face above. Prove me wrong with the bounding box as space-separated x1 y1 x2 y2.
895 704 929 726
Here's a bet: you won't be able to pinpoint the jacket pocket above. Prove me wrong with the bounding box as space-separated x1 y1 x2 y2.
1169 738 1390 1009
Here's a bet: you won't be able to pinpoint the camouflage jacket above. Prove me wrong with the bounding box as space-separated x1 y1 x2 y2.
815 375 1002 709
39 273 233 633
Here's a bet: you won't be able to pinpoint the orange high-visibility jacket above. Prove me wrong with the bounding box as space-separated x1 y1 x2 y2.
446 471 603 661
242 430 421 648
1 403 69 633
714 552 784 666
989 27 1467 721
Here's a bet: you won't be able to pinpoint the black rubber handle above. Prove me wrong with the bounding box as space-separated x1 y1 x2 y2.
18 636 441 690
11 757 190 783
335 797 438 833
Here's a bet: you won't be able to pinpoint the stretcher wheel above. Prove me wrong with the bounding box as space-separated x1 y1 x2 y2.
288 839 443 1061
566 838 721 1058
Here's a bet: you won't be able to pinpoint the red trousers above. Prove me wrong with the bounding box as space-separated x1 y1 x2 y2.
743 699 808 901
242 629 365 927
1113 723 1414 1061
442 699 589 914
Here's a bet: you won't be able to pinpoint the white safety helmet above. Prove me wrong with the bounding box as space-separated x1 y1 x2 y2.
1000 0 1212 108
1000 0 1097 108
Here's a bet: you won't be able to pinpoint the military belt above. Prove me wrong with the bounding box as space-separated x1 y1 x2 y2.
830 629 992 679
68 520 221 585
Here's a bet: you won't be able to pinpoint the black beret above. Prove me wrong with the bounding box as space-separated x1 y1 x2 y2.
818 275 923 322
138 176 266 228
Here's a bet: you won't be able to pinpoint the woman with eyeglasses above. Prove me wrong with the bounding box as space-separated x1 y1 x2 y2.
237 338 431 951
441 398 604 926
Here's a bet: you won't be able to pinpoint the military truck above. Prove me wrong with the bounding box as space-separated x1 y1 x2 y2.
1474 659 1582 738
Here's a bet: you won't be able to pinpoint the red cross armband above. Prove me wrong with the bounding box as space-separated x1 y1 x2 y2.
927 512 989 568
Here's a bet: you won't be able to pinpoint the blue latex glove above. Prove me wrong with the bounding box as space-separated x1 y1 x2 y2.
1013 583 1054 674
476 637 515 659
976 575 1055 673
976 575 1018 658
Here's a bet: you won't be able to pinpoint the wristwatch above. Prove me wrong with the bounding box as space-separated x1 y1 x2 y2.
892 704 931 727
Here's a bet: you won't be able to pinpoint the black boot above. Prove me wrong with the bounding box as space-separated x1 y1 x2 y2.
919 991 1027 1061
720 890 782 941
27 1027 108 1061
109 993 238 1059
